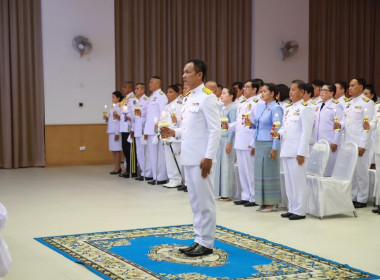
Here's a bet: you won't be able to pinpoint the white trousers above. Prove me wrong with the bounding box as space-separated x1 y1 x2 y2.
164 142 182 184
236 149 255 202
184 165 216 249
375 154 380 205
147 135 168 181
135 137 152 177
282 157 307 216
351 148 371 203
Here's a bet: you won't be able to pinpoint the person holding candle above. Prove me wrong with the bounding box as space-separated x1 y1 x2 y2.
312 83 343 176
272 80 314 220
246 83 283 211
162 85 184 189
336 78 374 208
104 91 123 175
214 87 237 200
119 81 138 178
130 83 152 181
228 80 262 207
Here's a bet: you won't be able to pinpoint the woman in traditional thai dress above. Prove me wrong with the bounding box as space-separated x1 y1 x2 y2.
214 87 237 201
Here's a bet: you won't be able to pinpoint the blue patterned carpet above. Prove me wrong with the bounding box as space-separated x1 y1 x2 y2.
35 225 379 280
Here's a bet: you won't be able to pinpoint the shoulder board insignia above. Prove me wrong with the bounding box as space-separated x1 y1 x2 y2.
159 91 165 95
375 101 380 104
177 101 182 104
240 99 246 103
253 98 259 103
302 102 308 106
345 97 352 102
332 99 339 104
202 87 213 95
362 96 370 102
143 96 147 100
120 98 126 106
286 103 293 108
312 101 317 105
184 90 191 97
131 94 135 98
242 97 247 101
285 100 291 104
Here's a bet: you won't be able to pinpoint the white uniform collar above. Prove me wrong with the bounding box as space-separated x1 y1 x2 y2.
353 93 364 101
191 83 204 95
152 89 161 96
293 99 303 106
126 91 134 98
138 94 147 101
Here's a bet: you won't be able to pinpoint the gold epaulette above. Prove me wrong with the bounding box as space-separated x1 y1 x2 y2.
301 102 308 106
345 97 352 102
159 91 165 95
286 103 293 108
177 101 182 104
143 96 148 100
375 101 380 104
311 101 317 105
202 87 212 95
253 98 259 103
285 99 291 104
184 90 191 97
332 99 339 104
241 97 247 103
362 96 370 102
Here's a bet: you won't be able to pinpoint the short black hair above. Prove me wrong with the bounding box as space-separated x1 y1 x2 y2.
232 81 243 89
217 84 223 89
136 82 145 86
335 81 348 92
151 76 161 80
244 79 260 93
167 84 179 93
364 84 377 102
312 79 324 87
353 78 366 88
276 84 290 102
305 83 314 98
291 80 306 91
323 82 336 94
253 78 264 87
186 59 207 82
112 91 123 102
263 83 279 96
224 86 237 101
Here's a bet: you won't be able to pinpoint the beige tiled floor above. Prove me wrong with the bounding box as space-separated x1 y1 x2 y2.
0 165 379 279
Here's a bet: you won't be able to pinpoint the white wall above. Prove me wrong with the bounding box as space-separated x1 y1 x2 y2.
252 0 309 85
42 0 115 125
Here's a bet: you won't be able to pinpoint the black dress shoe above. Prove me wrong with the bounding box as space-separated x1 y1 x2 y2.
147 180 156 185
179 242 198 253
156 180 168 185
354 202 367 208
184 244 213 257
110 169 122 175
244 202 258 207
177 185 186 191
281 212 292 218
234 200 249 205
289 214 306 220
119 172 130 178
372 208 380 213
183 186 188 192
145 177 153 181
135 176 144 181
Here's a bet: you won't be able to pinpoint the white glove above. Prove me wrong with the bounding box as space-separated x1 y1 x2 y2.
127 134 133 143
141 138 148 145
152 135 159 145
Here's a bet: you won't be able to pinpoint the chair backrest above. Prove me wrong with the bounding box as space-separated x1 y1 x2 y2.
307 139 330 176
331 142 358 181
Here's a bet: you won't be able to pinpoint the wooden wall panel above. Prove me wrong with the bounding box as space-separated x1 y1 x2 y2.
45 124 113 166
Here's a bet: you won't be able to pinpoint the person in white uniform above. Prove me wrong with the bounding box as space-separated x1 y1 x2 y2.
232 81 245 107
162 85 183 189
336 78 374 208
335 81 348 107
274 80 314 220
229 80 262 207
130 83 152 181
162 59 221 257
312 79 324 103
143 76 169 185
104 91 123 175
312 83 343 176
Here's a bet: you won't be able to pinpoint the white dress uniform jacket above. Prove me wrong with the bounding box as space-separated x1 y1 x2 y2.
106 104 122 151
279 100 314 216
341 94 374 203
174 84 221 249
369 102 380 205
119 92 136 133
312 98 343 176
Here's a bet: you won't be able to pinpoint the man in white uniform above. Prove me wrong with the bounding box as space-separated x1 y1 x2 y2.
131 83 152 181
229 80 261 207
232 82 245 106
275 80 314 220
162 85 183 188
143 76 168 185
162 59 221 257
312 83 343 176
312 79 324 103
335 81 348 107
336 78 374 208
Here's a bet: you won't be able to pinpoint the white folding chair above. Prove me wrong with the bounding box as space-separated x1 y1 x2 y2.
307 139 330 177
307 142 358 219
